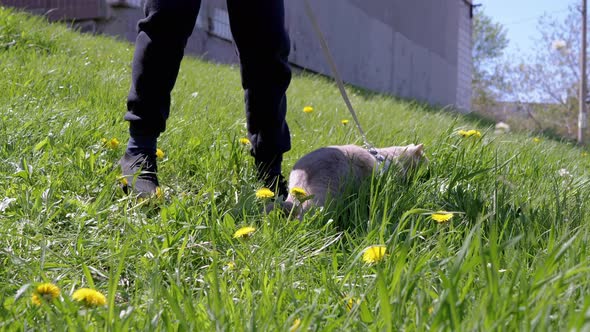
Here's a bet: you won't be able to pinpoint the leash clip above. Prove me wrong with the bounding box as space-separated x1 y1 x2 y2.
368 147 385 162
368 147 390 174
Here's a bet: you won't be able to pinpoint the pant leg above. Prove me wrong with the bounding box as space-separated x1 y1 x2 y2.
226 0 292 164
125 0 201 137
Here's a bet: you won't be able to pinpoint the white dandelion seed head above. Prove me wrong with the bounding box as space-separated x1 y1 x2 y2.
552 39 567 51
558 168 571 177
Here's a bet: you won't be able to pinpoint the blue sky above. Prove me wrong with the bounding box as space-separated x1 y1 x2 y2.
479 0 577 57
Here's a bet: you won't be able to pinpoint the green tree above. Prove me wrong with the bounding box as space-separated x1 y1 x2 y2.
510 5 586 139
471 8 510 112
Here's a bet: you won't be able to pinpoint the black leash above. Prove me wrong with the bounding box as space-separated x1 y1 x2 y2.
302 0 385 162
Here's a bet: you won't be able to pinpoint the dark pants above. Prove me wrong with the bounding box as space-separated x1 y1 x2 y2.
125 0 292 164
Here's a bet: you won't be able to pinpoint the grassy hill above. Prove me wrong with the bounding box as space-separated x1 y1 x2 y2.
1 7 590 330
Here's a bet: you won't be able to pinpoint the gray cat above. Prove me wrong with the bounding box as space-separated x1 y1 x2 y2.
274 143 427 218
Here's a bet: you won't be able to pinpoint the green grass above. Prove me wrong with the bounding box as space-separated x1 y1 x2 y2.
2 7 590 331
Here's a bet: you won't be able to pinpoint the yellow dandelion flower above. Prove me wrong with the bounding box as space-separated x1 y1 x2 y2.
155 148 165 159
106 138 120 149
345 297 361 312
255 187 274 199
72 288 107 306
120 177 128 186
533 137 541 143
290 187 307 199
155 187 163 199
233 226 256 239
226 262 236 270
239 137 250 145
431 211 454 223
303 106 314 113
31 283 60 305
458 129 481 138
362 245 387 264
290 318 302 332
341 119 349 125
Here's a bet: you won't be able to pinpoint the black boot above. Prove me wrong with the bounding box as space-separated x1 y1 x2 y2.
255 157 288 199
119 151 159 197
262 173 288 200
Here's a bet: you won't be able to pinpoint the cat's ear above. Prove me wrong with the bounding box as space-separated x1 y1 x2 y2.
412 143 424 155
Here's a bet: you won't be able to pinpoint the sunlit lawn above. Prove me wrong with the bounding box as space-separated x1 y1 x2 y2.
1 7 590 331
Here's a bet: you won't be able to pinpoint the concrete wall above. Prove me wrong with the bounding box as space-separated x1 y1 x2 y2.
98 0 473 110
286 0 472 110
456 0 473 110
98 1 240 64
1 0 109 20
